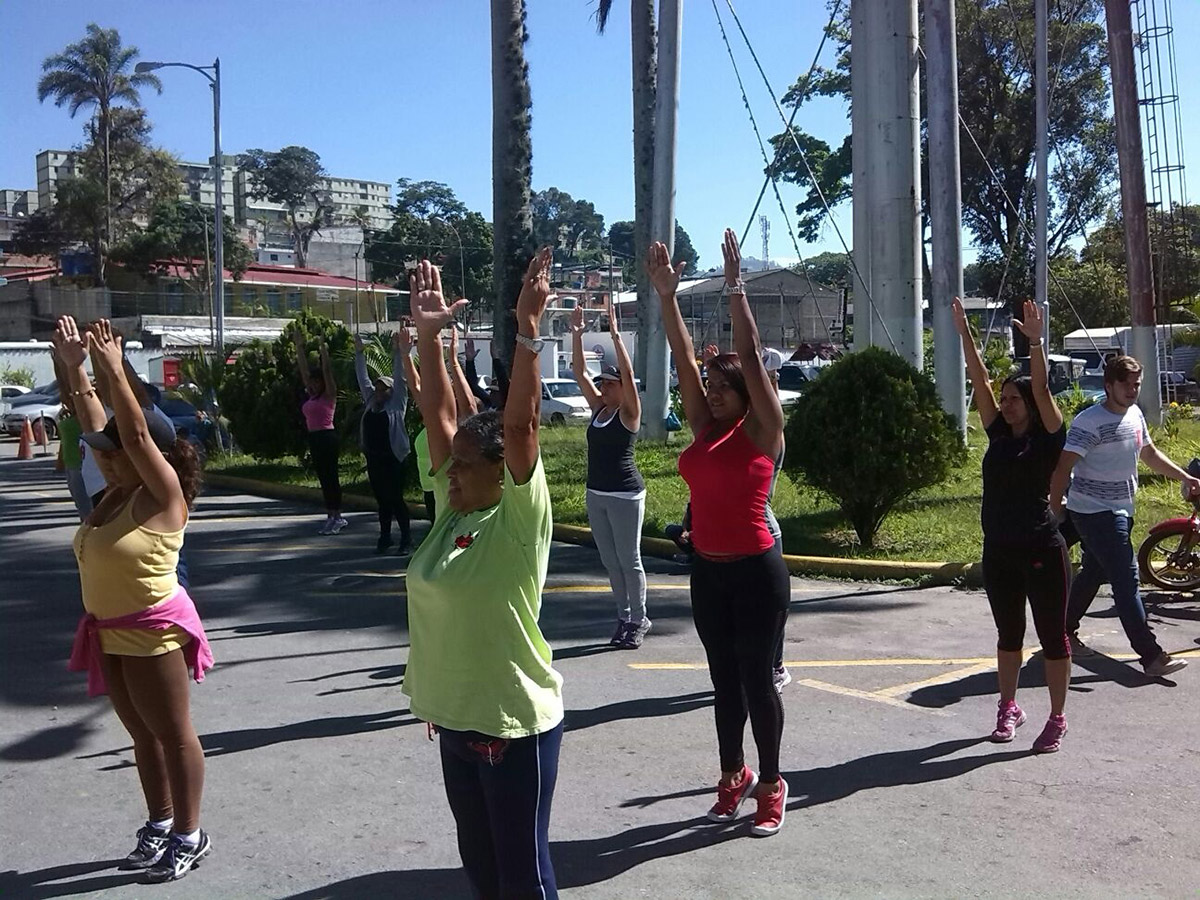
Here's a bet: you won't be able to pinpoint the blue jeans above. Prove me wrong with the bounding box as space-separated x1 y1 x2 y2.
439 722 562 900
1067 510 1163 664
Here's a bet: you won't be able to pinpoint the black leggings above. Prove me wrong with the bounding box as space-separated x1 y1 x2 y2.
981 538 1071 660
424 491 436 524
690 544 790 781
366 452 410 541
307 429 342 512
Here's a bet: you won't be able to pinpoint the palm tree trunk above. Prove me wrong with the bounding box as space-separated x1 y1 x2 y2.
101 102 111 285
491 0 535 374
632 0 657 382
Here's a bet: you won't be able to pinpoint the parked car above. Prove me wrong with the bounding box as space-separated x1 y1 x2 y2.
777 363 820 393
3 384 62 439
1160 371 1200 405
540 378 593 426
1053 373 1106 411
0 384 31 417
158 392 215 447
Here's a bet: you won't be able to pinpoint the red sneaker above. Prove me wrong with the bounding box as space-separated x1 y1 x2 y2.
751 777 788 837
706 765 759 822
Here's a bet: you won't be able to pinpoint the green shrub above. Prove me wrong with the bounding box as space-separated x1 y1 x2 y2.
784 346 965 548
219 310 356 460
0 365 35 388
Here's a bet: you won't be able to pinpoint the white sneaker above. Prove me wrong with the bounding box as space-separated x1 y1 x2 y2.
329 516 349 535
318 518 335 535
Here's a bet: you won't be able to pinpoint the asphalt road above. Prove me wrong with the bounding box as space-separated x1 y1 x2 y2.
2 450 1200 899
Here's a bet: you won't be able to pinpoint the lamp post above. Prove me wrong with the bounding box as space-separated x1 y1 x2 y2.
136 58 224 353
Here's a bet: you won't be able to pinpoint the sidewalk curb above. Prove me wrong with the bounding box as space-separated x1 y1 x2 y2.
204 471 983 587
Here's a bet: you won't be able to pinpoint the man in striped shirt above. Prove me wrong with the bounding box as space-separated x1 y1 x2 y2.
1049 355 1200 677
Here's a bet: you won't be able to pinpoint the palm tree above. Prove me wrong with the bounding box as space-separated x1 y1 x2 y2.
596 1 657 381
37 24 161 284
490 0 536 372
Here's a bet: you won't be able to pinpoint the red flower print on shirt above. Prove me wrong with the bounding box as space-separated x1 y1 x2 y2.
454 532 475 550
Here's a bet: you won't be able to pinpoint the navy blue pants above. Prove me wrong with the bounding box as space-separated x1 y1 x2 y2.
439 722 562 900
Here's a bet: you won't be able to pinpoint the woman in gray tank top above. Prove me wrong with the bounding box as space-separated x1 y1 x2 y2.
569 304 649 649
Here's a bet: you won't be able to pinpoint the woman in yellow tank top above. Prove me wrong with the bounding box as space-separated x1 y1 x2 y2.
55 316 212 883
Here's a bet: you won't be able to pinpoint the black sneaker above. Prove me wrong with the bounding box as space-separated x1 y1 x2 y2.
609 619 628 646
395 538 414 556
120 823 172 870
617 618 651 650
145 831 212 883
376 534 394 554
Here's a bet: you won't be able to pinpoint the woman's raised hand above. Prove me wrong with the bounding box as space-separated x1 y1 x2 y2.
1012 299 1043 342
701 343 720 365
86 319 124 374
393 327 411 353
569 305 585 336
647 241 687 299
721 228 743 287
354 333 364 352
409 259 469 336
951 296 971 339
607 301 619 336
53 315 88 368
515 247 554 325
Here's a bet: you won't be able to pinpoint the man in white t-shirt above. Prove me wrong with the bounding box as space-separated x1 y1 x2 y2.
1049 355 1200 677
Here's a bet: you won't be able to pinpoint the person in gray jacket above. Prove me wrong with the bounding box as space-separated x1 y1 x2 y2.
354 331 413 554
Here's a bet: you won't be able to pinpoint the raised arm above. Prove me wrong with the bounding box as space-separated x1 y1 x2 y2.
952 296 999 429
447 324 478 419
1012 299 1063 433
87 320 186 522
723 229 783 454
318 339 336 401
353 333 373 404
52 315 105 432
389 330 409 413
410 261 468 470
609 301 641 428
569 305 603 413
462 338 494 410
505 248 554 484
398 325 422 408
648 240 712 434
293 331 317 395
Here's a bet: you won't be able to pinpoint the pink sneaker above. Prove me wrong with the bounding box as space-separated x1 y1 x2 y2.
751 777 788 837
1032 714 1067 753
706 765 758 822
990 699 1026 742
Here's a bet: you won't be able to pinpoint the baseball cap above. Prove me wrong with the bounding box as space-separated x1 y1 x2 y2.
82 408 178 452
761 348 785 372
594 365 622 383
374 375 394 389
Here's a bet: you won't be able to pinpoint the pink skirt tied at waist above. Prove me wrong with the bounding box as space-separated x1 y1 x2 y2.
68 586 215 697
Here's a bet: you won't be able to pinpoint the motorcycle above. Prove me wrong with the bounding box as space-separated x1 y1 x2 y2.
1138 458 1200 591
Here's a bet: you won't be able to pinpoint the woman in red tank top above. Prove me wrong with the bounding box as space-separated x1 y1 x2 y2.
648 229 791 837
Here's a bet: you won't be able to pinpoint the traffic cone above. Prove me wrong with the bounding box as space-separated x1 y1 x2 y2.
17 417 33 460
31 416 46 447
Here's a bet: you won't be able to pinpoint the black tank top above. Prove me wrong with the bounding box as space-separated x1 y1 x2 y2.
586 407 644 493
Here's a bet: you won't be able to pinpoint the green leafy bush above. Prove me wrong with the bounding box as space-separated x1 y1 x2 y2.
784 346 965 548
219 310 356 460
0 366 35 388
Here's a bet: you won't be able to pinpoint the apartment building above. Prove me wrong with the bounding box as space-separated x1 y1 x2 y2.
35 150 82 210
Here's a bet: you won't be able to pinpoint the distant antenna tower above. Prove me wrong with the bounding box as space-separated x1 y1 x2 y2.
759 215 770 270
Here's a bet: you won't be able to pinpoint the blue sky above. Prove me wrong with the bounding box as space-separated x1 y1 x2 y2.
2 0 1198 272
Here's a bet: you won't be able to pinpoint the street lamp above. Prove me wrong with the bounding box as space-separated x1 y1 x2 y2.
431 216 467 327
136 58 224 353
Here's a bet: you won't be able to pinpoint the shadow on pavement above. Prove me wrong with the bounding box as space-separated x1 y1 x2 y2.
280 868 471 898
565 690 713 732
0 860 136 899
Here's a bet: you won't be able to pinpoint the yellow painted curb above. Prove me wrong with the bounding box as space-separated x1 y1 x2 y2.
203 471 982 586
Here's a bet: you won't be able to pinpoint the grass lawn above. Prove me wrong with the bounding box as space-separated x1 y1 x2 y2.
205 414 1200 564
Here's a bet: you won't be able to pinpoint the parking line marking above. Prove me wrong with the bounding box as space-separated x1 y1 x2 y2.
876 663 995 698
629 658 998 670
792 678 954 716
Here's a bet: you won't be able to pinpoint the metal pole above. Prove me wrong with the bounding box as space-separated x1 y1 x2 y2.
647 0 681 440
1035 0 1050 348
1105 0 1161 422
926 0 967 430
850 0 873 352
212 58 225 354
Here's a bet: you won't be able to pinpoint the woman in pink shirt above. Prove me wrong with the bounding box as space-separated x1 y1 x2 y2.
293 332 345 534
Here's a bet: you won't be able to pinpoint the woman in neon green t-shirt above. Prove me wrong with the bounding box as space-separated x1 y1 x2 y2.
402 250 563 899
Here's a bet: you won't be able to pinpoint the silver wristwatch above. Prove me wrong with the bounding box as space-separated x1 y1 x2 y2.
515 332 546 354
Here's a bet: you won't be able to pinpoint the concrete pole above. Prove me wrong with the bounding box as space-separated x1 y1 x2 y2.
1105 0 1162 422
212 58 225 354
1035 0 1050 348
925 0 967 429
850 0 873 352
646 0 682 441
868 0 923 368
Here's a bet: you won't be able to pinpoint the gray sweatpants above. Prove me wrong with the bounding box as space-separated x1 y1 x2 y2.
586 490 648 624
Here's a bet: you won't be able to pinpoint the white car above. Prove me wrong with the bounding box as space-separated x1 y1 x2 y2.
541 378 593 426
3 385 61 439
0 384 31 417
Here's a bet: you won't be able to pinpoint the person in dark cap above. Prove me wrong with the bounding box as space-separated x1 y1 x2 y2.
354 331 412 554
568 303 650 649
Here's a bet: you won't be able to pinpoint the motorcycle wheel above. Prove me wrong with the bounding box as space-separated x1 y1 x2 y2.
1138 527 1200 591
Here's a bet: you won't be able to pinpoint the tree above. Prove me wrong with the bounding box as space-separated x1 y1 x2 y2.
113 198 252 295
366 180 494 310
11 209 69 259
491 0 536 370
37 24 161 284
769 1 1115 259
609 219 697 283
239 146 335 268
785 347 964 548
797 250 850 289
531 187 605 261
